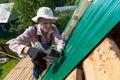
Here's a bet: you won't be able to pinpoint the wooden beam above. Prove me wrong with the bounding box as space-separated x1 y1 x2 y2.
83 37 120 80
62 0 92 40
65 64 83 80
66 36 120 80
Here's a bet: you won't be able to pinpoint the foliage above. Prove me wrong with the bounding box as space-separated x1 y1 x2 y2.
55 11 73 33
52 0 68 7
9 0 55 34
0 38 9 43
0 0 9 3
1 0 79 35
65 0 76 5
8 0 79 34
75 0 80 5
0 0 80 79
0 32 17 43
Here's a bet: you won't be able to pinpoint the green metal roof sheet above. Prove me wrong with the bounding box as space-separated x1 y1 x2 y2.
42 0 120 80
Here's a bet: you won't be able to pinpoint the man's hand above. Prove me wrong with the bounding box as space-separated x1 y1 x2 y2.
44 55 57 64
35 42 61 57
57 48 64 56
27 42 64 64
35 42 51 54
28 47 46 61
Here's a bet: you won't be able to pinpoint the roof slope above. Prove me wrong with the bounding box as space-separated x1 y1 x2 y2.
43 0 120 80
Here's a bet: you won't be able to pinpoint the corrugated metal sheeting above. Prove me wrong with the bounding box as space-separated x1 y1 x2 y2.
42 0 120 80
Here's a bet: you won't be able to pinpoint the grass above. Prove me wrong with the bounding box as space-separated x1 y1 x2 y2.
0 58 19 80
0 32 18 80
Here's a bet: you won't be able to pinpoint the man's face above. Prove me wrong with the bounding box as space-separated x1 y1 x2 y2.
37 18 55 33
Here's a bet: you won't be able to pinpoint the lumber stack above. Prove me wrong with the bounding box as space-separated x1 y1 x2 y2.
83 37 120 80
66 37 120 80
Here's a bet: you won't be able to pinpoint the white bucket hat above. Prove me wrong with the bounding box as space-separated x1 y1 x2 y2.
32 7 58 22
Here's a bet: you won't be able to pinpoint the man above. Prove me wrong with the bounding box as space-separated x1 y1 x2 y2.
9 7 65 80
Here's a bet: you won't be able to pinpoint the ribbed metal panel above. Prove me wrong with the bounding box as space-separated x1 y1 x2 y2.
42 0 120 80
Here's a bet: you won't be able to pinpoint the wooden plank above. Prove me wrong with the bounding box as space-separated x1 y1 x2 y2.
65 36 120 80
65 68 77 80
82 37 120 80
4 56 33 80
65 63 83 80
62 0 92 40
0 44 20 60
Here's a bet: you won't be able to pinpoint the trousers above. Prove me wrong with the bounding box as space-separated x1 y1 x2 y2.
32 59 47 78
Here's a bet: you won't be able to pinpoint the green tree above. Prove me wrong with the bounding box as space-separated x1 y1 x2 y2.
0 0 9 3
9 0 78 34
55 11 73 33
9 0 55 34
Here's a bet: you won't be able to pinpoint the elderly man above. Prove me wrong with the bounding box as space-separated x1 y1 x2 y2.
9 7 65 80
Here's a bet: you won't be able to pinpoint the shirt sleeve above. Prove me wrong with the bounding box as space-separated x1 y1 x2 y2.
9 26 36 58
51 25 65 50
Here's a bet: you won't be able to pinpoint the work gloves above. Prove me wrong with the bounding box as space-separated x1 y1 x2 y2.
28 42 62 63
28 47 46 61
35 42 61 57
